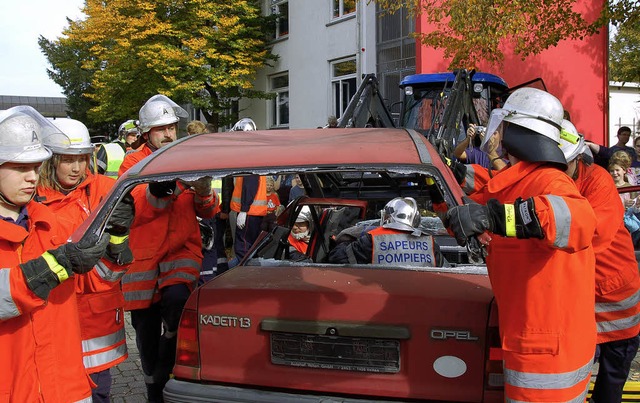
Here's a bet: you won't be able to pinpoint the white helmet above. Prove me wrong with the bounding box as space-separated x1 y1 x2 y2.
482 87 566 166
558 120 586 163
48 118 94 155
296 205 312 224
118 119 140 139
231 117 256 131
0 106 68 166
138 94 188 133
380 197 421 232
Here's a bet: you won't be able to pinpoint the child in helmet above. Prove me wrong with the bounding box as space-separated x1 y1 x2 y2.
36 117 135 403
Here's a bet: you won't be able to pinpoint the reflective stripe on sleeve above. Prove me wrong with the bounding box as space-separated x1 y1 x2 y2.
596 288 640 313
597 313 640 334
545 195 571 248
0 269 20 320
145 188 173 209
95 260 126 283
504 204 516 237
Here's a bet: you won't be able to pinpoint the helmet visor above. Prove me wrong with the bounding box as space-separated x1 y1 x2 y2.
480 108 507 154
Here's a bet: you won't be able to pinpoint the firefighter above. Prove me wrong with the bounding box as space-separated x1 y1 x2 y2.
558 120 640 403
93 120 139 179
119 94 218 402
228 118 267 267
444 88 597 402
328 197 443 267
37 118 135 403
0 106 115 402
288 206 312 260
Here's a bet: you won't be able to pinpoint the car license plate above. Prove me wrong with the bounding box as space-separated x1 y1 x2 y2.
270 332 400 373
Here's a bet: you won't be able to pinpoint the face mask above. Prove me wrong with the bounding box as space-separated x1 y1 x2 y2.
292 230 309 240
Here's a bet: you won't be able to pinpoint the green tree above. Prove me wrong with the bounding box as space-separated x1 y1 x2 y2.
39 28 115 137
609 15 640 83
372 0 637 70
42 0 276 131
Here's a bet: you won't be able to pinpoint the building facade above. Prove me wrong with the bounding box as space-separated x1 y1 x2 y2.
239 0 415 130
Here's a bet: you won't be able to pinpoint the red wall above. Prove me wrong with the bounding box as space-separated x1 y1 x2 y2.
415 1 609 144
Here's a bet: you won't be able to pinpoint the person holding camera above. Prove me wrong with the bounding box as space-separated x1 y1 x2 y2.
453 123 492 168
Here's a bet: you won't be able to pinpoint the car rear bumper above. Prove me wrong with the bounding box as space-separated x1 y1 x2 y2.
163 379 409 403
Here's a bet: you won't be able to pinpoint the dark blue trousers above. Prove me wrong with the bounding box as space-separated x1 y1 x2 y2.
232 215 263 264
592 334 640 403
89 369 111 403
130 284 190 403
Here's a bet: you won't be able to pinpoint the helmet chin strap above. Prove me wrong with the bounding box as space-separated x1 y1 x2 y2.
0 190 34 207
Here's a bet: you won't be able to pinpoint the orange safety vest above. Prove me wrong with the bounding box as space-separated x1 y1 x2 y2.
37 172 130 374
0 202 93 403
471 161 597 402
368 227 436 266
230 176 268 216
574 162 640 344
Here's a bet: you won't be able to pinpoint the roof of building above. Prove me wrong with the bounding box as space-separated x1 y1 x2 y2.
0 95 68 118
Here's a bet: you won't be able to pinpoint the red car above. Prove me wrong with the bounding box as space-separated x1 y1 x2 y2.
75 128 503 402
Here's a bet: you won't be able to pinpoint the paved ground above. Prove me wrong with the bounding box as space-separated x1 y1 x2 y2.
110 311 640 401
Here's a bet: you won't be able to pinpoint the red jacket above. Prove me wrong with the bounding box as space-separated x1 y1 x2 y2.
573 162 640 343
119 144 219 310
0 202 93 403
471 161 596 402
37 173 130 374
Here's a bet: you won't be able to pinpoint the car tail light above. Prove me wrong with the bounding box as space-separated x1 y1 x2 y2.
175 308 199 368
484 324 504 390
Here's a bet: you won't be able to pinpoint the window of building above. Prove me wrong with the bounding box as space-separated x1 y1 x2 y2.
331 58 357 119
332 0 356 19
271 74 289 127
271 0 289 38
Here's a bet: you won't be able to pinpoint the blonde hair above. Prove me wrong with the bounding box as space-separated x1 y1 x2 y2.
38 154 90 192
610 150 632 171
186 120 207 135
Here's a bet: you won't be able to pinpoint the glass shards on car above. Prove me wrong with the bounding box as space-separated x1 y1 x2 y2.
69 128 503 403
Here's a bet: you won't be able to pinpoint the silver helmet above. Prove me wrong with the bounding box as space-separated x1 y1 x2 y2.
231 117 257 132
0 106 68 166
380 197 421 232
48 118 94 155
138 94 188 133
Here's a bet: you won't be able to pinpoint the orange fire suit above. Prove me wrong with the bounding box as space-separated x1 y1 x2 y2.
36 172 130 374
0 201 93 403
465 161 640 342
470 161 597 402
119 144 219 310
573 162 640 343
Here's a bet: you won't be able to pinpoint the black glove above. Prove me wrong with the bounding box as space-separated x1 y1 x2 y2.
440 155 467 185
104 234 134 265
445 200 493 246
106 193 135 236
148 180 176 198
20 252 72 300
48 233 110 274
445 197 544 246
